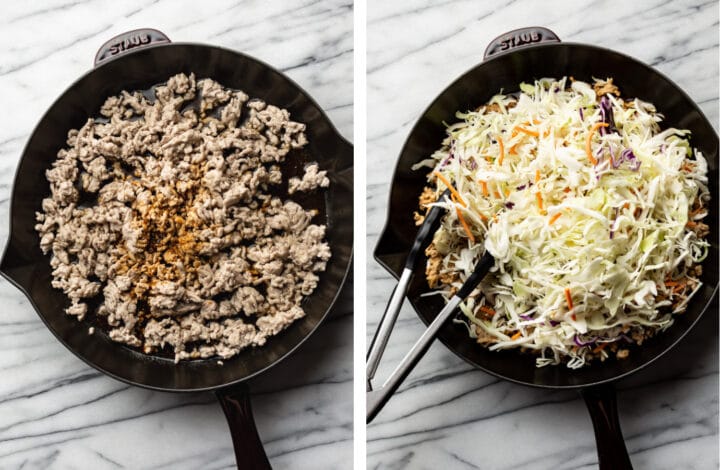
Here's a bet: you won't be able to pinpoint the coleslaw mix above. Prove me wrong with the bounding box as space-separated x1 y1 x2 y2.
414 77 709 368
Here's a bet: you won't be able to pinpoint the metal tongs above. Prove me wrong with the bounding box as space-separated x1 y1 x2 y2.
367 189 494 422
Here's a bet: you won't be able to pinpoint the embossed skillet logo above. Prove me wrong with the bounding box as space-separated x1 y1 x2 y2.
498 31 542 51
94 29 170 66
482 27 559 59
107 33 152 56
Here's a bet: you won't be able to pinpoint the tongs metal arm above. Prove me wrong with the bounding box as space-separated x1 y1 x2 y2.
367 252 494 423
366 190 450 385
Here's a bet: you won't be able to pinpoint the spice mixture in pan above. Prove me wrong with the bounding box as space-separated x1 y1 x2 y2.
35 73 331 362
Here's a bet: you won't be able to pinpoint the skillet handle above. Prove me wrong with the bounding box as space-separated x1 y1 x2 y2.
580 384 634 470
94 28 170 66
216 384 273 470
483 27 560 60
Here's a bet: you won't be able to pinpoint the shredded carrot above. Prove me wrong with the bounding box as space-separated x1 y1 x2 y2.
673 283 686 293
492 214 498 223
586 122 609 165
532 119 541 125
535 170 541 183
563 187 571 193
434 171 466 207
535 192 545 214
548 212 562 225
514 125 539 138
509 144 518 155
593 343 608 354
504 187 511 197
623 202 630 210
664 280 679 287
564 288 574 311
497 138 505 165
689 207 706 218
485 155 493 164
479 180 489 196
543 128 551 138
452 193 479 218
511 331 522 341
571 313 577 321
494 190 501 199
686 220 697 228
455 207 475 243
479 306 496 316
453 188 483 221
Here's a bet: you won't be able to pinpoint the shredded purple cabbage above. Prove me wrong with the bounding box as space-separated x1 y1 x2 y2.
516 180 534 191
505 201 515 209
624 149 641 170
549 320 560 326
519 313 533 320
611 148 640 171
579 107 584 121
619 334 633 343
599 96 618 135
440 153 453 168
573 335 597 347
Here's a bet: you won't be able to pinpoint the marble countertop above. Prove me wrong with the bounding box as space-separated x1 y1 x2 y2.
0 1 352 469
366 0 718 469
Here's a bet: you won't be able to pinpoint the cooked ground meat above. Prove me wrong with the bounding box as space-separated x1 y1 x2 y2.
593 78 621 97
418 186 436 208
288 163 329 194
35 73 331 362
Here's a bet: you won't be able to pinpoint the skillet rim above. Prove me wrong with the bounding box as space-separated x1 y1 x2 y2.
373 40 719 389
1 41 354 392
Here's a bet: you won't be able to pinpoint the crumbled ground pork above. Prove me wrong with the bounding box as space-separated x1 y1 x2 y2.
288 163 329 194
35 73 331 362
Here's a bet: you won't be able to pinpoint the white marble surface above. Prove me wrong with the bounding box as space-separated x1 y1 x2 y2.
367 1 718 469
0 1 352 469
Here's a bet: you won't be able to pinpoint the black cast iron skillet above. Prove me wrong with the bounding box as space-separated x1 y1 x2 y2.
373 27 718 469
0 29 353 469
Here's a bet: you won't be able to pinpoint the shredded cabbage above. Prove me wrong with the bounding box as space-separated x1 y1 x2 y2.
420 77 710 368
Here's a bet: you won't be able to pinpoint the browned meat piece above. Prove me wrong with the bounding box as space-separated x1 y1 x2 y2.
593 78 620 97
425 242 442 288
418 186 437 208
475 325 499 345
688 220 710 238
288 163 330 194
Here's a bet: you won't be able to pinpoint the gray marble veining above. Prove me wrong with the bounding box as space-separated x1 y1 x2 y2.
0 1 352 469
366 0 718 468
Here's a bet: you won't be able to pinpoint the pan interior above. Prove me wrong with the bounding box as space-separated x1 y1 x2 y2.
2 44 353 391
375 43 718 388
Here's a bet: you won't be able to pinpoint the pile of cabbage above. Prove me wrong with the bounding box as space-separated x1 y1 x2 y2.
416 77 709 368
